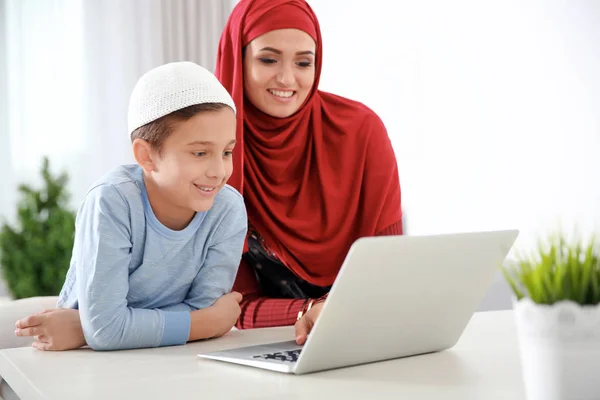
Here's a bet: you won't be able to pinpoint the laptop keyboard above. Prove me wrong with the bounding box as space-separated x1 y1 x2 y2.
252 349 302 363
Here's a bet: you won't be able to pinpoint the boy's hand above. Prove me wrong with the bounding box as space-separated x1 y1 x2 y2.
15 308 86 351
208 291 242 338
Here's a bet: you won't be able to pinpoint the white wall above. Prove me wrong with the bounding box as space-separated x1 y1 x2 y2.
309 0 600 257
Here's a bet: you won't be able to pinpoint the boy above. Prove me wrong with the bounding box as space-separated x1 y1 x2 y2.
14 62 247 350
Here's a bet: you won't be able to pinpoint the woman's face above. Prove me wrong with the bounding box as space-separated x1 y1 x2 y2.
243 28 316 118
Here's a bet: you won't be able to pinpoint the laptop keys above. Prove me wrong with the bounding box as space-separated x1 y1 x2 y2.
252 349 302 363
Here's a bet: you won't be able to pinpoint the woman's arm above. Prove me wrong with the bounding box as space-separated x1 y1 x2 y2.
233 220 403 330
233 258 306 329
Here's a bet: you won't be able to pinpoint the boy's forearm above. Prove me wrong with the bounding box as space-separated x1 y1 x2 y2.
158 302 194 312
188 307 217 341
80 307 188 350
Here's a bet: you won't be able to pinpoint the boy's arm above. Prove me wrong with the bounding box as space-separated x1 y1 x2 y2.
183 197 248 340
158 198 247 315
15 191 247 349
74 185 190 351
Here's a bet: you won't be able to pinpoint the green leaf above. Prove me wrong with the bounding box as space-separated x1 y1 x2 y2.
502 266 524 300
502 229 600 306
0 156 75 299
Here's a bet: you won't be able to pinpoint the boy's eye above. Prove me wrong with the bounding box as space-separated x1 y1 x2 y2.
193 152 206 157
223 151 233 157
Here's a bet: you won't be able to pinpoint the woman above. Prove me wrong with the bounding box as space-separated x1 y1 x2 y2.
216 0 403 344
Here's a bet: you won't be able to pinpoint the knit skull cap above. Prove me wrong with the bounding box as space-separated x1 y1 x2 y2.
127 61 236 135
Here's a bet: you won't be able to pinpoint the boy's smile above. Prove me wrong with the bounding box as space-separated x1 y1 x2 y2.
194 184 217 195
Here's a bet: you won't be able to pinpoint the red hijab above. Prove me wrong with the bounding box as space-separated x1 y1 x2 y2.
216 0 402 287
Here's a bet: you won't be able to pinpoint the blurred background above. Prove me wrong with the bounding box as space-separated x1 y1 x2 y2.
1 0 599 309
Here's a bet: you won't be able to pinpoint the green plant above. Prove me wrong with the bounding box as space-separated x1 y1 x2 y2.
502 232 600 305
0 157 76 299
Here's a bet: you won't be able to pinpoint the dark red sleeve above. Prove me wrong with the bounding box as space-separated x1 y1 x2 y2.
233 219 403 329
233 258 305 329
377 220 403 236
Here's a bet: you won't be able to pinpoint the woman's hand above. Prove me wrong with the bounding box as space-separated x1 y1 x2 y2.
15 308 86 351
294 301 325 345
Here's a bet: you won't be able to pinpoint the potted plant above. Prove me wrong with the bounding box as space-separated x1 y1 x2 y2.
502 232 600 400
0 157 76 299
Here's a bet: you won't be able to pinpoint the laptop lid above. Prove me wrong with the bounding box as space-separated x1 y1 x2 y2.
293 229 519 374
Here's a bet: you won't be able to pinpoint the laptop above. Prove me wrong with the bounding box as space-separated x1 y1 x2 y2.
197 229 519 375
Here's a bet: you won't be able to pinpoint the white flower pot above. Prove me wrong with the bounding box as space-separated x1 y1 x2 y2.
514 298 600 400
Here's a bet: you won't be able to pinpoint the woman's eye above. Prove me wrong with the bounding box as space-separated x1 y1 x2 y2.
259 58 276 64
297 61 312 68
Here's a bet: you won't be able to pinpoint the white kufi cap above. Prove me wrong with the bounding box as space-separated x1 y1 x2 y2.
127 61 236 135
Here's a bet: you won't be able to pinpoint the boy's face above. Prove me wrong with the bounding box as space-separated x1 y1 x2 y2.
151 107 237 213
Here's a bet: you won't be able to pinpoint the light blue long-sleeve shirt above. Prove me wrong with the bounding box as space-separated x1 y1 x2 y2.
57 164 247 351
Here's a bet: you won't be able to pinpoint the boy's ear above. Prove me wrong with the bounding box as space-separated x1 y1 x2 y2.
132 139 157 173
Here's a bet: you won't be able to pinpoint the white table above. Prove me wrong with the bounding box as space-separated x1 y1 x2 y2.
0 310 525 400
